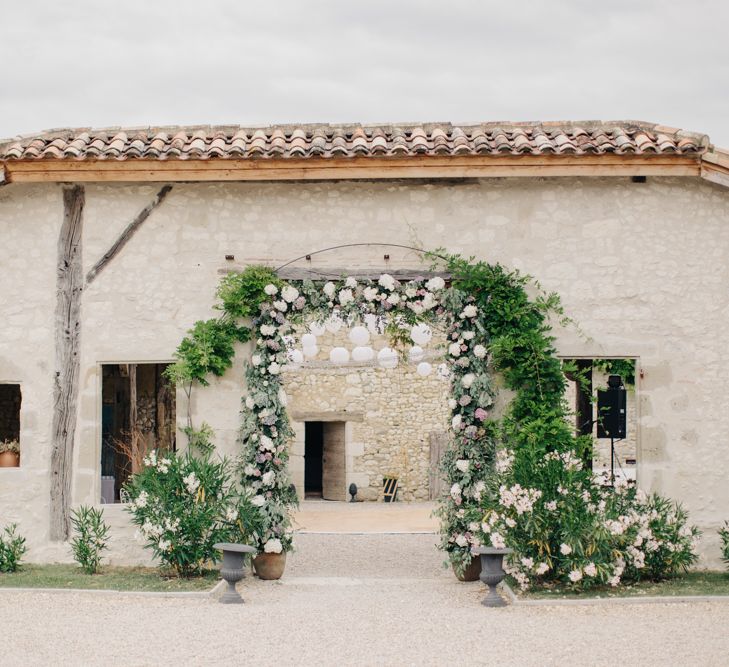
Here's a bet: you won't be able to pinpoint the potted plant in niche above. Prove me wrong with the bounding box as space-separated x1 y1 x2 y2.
0 440 19 467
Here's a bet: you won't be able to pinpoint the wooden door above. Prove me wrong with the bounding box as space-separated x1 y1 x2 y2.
322 422 346 501
429 431 448 500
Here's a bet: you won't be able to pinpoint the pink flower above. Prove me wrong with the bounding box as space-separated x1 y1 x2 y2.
475 408 488 421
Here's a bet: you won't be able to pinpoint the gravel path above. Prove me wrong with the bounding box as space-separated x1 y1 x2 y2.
2 534 728 666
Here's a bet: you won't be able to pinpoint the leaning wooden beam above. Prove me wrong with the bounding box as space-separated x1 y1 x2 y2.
85 185 172 284
50 185 84 541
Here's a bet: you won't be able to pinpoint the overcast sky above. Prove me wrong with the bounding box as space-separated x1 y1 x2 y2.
2 0 728 147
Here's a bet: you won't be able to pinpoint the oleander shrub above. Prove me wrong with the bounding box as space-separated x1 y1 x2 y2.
70 506 110 574
123 450 251 577
0 523 27 573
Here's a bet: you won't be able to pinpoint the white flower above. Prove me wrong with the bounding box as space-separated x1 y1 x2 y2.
560 543 572 555
273 300 288 312
251 354 262 366
545 500 557 511
490 532 506 549
345 276 358 288
263 538 283 553
143 450 158 467
245 396 255 409
461 373 475 388
584 562 597 577
455 534 469 548
262 470 276 486
158 539 172 552
278 387 288 406
225 506 238 522
535 562 549 575
183 472 200 495
421 292 436 310
568 569 583 583
363 286 378 301
261 324 277 337
455 459 470 473
473 344 487 359
405 287 417 298
267 362 281 375
378 274 396 290
448 398 458 409
323 282 336 298
448 342 461 357
451 414 462 430
243 464 258 476
135 490 149 509
386 292 400 305
157 458 171 474
259 435 274 451
450 483 462 500
462 331 475 340
281 285 299 303
264 284 278 296
461 305 478 319
338 288 354 305
426 276 445 291
521 557 534 569
252 495 266 507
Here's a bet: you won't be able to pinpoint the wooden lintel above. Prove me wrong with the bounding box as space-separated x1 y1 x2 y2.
1 154 701 183
701 163 729 189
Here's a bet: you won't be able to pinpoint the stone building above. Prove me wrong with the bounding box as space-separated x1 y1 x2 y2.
1 121 728 565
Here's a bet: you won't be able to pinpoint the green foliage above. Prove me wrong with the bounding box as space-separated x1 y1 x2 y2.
166 318 250 386
70 506 110 574
123 450 251 577
182 422 216 454
0 523 27 573
720 522 729 568
216 265 283 319
593 358 636 387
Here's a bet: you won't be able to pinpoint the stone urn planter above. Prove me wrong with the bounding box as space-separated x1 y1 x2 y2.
214 543 256 604
0 450 19 468
475 546 513 607
453 557 481 582
253 552 287 580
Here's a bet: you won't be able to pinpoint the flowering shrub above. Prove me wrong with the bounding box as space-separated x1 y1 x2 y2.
720 522 729 568
70 506 110 574
0 523 27 573
476 446 700 590
124 450 247 577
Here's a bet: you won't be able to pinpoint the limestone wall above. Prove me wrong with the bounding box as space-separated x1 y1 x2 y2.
1 176 728 566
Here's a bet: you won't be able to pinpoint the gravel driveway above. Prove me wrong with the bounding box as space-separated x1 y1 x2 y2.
2 534 728 666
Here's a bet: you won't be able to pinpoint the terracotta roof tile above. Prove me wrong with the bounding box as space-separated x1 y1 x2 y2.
0 121 709 163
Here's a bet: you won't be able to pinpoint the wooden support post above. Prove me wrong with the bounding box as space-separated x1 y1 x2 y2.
129 363 139 474
49 185 84 541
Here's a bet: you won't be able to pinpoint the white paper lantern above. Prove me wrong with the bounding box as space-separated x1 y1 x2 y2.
329 347 350 364
303 345 319 359
352 345 375 362
408 345 425 362
301 333 317 348
377 347 398 369
326 314 343 333
309 321 326 337
288 349 304 364
436 363 450 379
416 362 433 377
410 323 433 346
349 325 370 346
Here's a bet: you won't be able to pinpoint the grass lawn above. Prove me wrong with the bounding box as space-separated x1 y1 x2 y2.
514 570 729 599
0 564 220 592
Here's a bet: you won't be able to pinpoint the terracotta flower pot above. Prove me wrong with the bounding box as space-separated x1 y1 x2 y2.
253 552 287 580
453 557 481 582
0 451 19 468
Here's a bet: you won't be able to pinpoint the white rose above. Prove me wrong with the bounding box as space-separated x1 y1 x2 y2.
448 342 461 357
252 495 266 507
251 354 262 366
461 305 478 319
264 284 278 296
245 396 255 409
363 286 378 301
345 277 358 288
259 324 276 336
323 282 336 298
263 538 283 554
421 292 436 310
455 459 470 473
338 288 354 305
386 293 400 305
450 483 462 499
378 274 395 290
281 285 299 303
262 471 275 486
461 373 475 388
451 414 462 430
473 344 487 359
267 362 281 375
405 287 417 298
426 276 445 291
277 387 288 406
448 398 458 409
273 300 288 312
243 464 257 476
259 435 274 450
455 534 468 548
462 331 475 340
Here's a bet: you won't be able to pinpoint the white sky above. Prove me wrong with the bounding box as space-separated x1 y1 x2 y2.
2 0 728 147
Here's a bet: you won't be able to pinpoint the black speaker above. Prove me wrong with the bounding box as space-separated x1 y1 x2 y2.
597 375 627 439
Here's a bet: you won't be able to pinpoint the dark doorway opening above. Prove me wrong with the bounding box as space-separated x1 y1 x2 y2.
101 363 176 502
0 384 21 459
304 421 323 498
